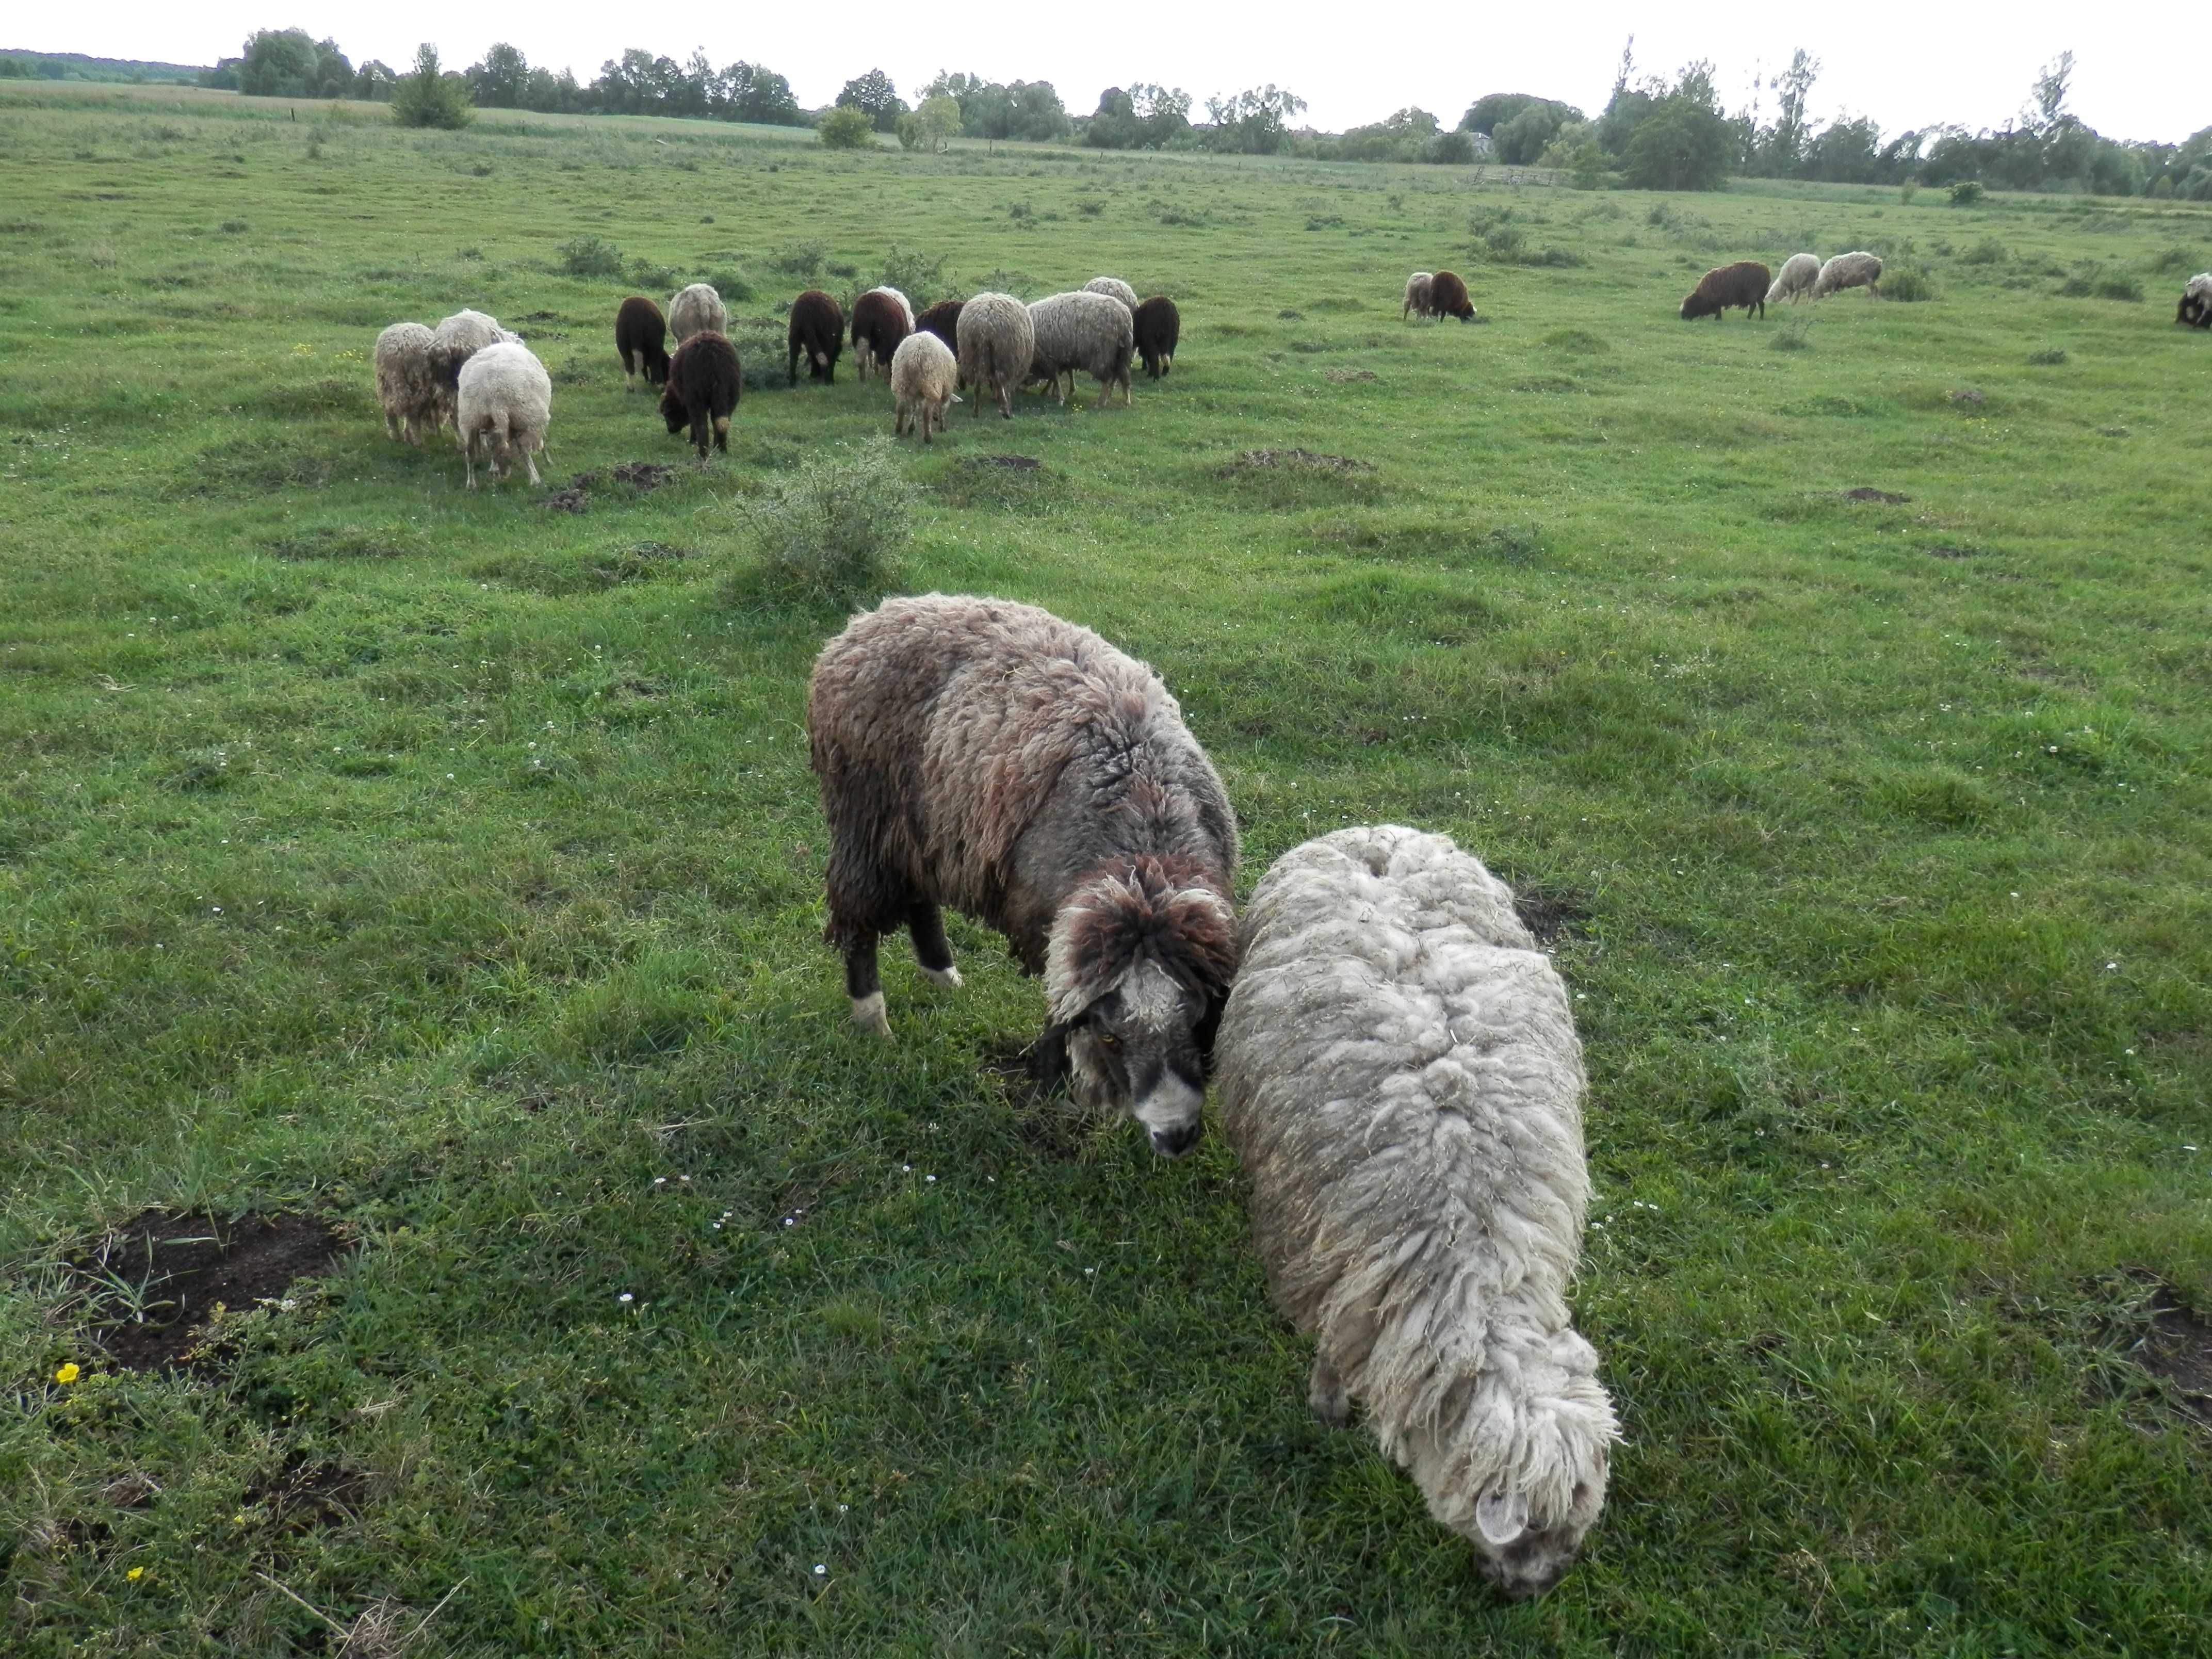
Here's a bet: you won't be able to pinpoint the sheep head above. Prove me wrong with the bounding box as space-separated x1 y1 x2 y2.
1039 857 1237 1157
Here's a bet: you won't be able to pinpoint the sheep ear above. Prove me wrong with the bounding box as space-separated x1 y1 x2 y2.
1474 1488 1529 1548
1193 986 1227 1070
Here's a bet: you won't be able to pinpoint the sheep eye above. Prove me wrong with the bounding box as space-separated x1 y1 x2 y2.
1097 1031 1121 1049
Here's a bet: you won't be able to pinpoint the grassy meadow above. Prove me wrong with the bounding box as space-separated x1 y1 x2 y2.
2 80 2209 1656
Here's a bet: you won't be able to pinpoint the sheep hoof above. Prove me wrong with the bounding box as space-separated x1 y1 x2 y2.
1308 1355 1351 1426
850 991 891 1038
921 964 963 990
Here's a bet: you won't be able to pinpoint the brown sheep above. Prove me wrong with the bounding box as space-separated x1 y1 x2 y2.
916 298 964 349
851 289 912 381
614 296 670 390
1681 261 1773 321
1133 296 1180 379
786 289 845 386
658 331 741 459
1429 270 1475 321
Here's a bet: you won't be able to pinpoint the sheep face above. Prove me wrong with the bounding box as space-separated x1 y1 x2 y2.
1454 1458 1608 1602
1065 963 1212 1156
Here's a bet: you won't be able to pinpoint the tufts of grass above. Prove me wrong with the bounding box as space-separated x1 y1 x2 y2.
558 234 624 278
732 436 915 599
2028 346 2069 364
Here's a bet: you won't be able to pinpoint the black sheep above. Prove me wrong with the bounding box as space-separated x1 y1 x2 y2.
1132 296 1180 379
614 296 670 389
1680 261 1772 321
916 298 964 349
1429 270 1476 321
851 289 912 381
2176 281 2212 328
659 331 741 458
787 289 844 385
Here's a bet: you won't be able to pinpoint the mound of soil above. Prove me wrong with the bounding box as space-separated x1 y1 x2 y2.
541 487 589 513
2134 1278 2212 1424
610 461 678 490
1841 487 1910 503
77 1212 345 1371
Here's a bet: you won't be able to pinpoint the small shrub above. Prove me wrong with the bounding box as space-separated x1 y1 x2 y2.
707 268 756 303
1077 200 1103 217
390 44 473 130
1899 180 1919 204
1959 238 2008 266
1880 267 1937 302
218 218 249 235
737 437 915 598
2150 244 2203 275
877 244 949 307
975 267 1038 299
628 259 680 290
1007 199 1032 220
1152 202 1208 228
2095 274 2144 302
559 236 623 279
817 107 874 150
458 246 483 261
1769 316 1815 352
770 242 826 280
1947 180 1985 205
1478 524 1544 564
2027 347 2068 366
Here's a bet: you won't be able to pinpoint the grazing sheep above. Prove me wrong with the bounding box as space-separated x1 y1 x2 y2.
955 292 1035 419
614 296 671 390
787 289 845 385
1680 260 1772 321
1216 824 1617 1601
2176 272 2212 328
852 288 913 381
1027 290 1136 409
668 282 727 344
1133 296 1180 379
889 330 962 442
1428 270 1475 321
1403 271 1436 321
1812 251 1883 300
1083 275 1140 313
807 594 1240 1155
454 340 552 491
916 298 964 349
373 322 442 443
658 330 741 459
1766 252 1821 306
428 308 520 415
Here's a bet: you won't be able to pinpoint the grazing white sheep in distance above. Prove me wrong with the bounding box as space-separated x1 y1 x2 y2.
1215 824 1617 1600
373 322 442 443
668 282 727 344
1083 275 1140 313
455 341 551 490
1767 252 1821 305
1403 271 1436 320
1813 251 1883 299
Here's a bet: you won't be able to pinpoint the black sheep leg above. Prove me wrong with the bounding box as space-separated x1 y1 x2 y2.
907 900 960 987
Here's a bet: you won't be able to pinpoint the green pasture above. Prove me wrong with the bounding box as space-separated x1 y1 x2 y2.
1 82 2208 1656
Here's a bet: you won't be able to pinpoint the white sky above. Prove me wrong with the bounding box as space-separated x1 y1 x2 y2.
29 5 2208 146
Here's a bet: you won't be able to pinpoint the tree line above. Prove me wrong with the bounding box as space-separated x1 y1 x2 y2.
186 28 2212 197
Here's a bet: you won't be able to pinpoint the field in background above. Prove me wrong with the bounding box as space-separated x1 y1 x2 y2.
2 83 2208 1656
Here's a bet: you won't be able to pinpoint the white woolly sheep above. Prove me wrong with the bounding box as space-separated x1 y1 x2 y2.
1215 824 1618 1601
428 309 519 417
1027 290 1135 409
2176 272 2212 328
955 292 1035 420
1812 250 1883 300
1083 275 1140 313
373 322 443 444
668 283 727 344
889 330 961 442
1404 271 1436 320
1766 252 1820 305
455 341 552 490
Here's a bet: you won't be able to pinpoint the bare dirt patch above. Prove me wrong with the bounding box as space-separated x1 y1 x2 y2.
1507 883 1593 947
540 487 590 514
2129 1276 2212 1423
1841 487 1910 504
75 1211 344 1371
245 1457 373 1533
1324 367 1378 382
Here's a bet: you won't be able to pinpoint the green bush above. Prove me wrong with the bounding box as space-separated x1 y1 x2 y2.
2096 274 2145 302
1948 180 1985 205
1880 267 1938 302
390 44 472 130
738 437 915 598
1959 238 2009 265
1769 316 1815 351
558 236 623 278
817 107 875 150
877 245 949 307
708 268 756 303
2027 347 2067 365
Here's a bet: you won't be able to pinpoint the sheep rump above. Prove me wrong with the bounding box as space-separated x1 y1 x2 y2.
1403 272 1436 320
1766 253 1820 306
955 292 1035 419
1027 290 1135 408
2177 272 2212 328
1215 824 1616 1600
1813 251 1883 299
806 594 1239 1156
1133 296 1180 379
455 341 552 490
1428 271 1475 321
1681 261 1771 321
373 322 442 443
615 296 671 389
787 289 845 385
669 283 727 344
916 298 964 349
659 331 741 458
1083 275 1140 313
852 289 913 381
889 330 961 442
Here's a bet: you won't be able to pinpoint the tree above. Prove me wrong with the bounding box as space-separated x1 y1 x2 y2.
916 94 962 152
2029 51 2074 131
390 43 473 129
1006 81 1070 141
1621 95 1730 189
312 37 352 97
1494 101 1566 164
1762 48 1818 174
467 43 530 109
1202 85 1306 154
718 61 802 125
354 60 397 101
236 29 320 98
837 69 904 133
818 105 875 149
1460 92 1538 135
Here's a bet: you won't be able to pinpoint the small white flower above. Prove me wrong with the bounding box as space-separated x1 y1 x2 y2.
617 1292 633 1304
813 1564 826 1576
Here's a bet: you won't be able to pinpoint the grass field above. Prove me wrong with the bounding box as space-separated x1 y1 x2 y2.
2 80 2209 1656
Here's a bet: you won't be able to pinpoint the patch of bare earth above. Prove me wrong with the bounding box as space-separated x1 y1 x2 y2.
75 1211 345 1370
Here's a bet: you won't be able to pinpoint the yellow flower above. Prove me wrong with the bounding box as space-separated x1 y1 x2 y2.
54 1362 79 1385
126 1566 144 1582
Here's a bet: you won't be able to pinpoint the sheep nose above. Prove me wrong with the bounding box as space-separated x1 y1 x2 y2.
1149 1121 1199 1158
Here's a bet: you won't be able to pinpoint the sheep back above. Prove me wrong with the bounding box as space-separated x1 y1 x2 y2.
1133 296 1180 379
1813 251 1883 299
1083 275 1140 313
614 296 671 386
916 298 964 349
955 292 1035 419
669 283 728 344
1680 260 1771 321
659 331 741 457
787 289 845 384
455 341 552 486
373 321 441 443
429 308 518 395
1428 271 1474 320
852 289 913 381
1403 271 1435 320
1027 290 1135 407
889 330 960 442
1216 823 1615 1597
1766 252 1820 305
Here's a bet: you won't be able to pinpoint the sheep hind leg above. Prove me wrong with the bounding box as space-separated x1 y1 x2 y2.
523 445 543 487
1308 1352 1351 1427
908 900 961 988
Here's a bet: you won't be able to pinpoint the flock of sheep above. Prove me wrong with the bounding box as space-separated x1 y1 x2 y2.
1671 249 1886 320
371 275 1185 485
807 592 1613 1600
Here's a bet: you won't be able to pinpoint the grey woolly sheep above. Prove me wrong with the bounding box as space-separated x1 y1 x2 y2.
807 594 1240 1156
1215 824 1618 1601
669 282 727 344
455 340 552 490
1813 251 1882 300
1083 275 1140 313
1027 290 1135 409
2176 272 2212 328
428 308 519 412
1404 271 1436 320
373 322 442 443
955 291 1035 419
889 330 961 442
1766 252 1820 305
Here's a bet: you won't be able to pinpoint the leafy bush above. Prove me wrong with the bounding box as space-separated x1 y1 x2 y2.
1880 267 1938 302
2027 347 2067 365
1959 238 2009 265
2151 245 2203 275
390 44 473 129
769 242 826 280
817 107 875 150
559 236 623 278
1769 316 1815 351
2096 274 2144 302
877 245 949 307
1427 130 1476 166
1948 180 1985 205
738 437 915 598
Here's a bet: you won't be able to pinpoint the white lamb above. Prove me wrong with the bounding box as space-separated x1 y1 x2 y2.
1766 252 1821 305
1215 824 1617 1601
888 330 961 442
668 283 727 344
1812 250 1883 299
454 341 552 490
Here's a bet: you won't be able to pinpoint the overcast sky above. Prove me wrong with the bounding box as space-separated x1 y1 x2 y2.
31 5 2207 145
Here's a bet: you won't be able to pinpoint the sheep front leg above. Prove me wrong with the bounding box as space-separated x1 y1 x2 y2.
842 936 890 1036
1308 1351 1351 1427
907 899 961 988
